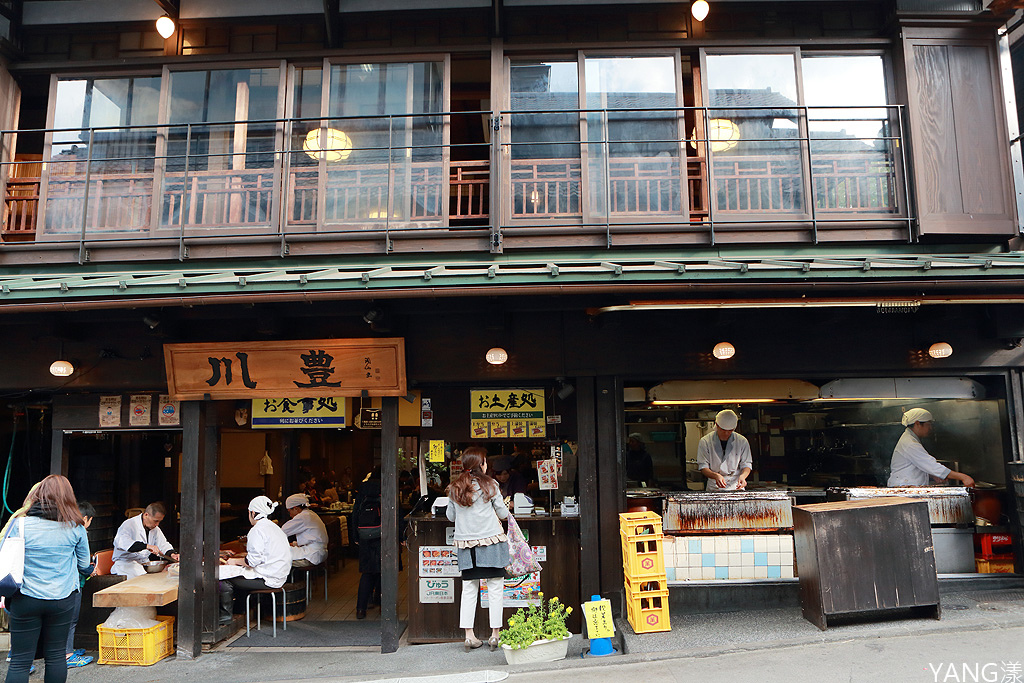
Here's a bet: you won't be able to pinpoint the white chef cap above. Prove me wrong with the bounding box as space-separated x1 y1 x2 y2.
248 495 279 520
285 493 309 509
715 409 739 430
628 432 643 441
901 408 933 427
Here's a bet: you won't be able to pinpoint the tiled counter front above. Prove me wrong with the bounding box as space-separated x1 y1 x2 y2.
663 534 795 581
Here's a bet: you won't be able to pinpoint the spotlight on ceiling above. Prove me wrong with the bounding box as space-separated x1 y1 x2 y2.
142 315 161 330
362 307 384 325
156 15 176 39
556 378 575 400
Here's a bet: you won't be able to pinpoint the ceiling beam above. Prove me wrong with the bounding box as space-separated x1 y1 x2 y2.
153 0 179 16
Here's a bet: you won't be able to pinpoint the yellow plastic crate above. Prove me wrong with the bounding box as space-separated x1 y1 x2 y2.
624 575 668 596
97 615 174 666
975 557 1015 574
619 511 663 539
625 585 671 633
621 535 665 579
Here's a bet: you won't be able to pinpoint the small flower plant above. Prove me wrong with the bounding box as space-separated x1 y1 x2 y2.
499 592 573 649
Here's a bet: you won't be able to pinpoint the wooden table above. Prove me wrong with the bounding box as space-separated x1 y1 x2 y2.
92 571 179 608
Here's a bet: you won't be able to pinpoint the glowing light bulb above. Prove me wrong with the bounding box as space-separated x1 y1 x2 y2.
712 341 735 360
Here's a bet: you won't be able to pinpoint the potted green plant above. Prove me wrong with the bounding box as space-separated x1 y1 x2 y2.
498 593 573 665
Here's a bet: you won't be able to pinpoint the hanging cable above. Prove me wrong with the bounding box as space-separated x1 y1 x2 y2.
1 408 18 520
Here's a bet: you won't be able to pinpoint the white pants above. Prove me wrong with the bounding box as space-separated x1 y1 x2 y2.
111 560 145 578
459 577 504 629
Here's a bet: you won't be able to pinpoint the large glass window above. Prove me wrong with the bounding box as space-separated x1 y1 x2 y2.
163 67 281 230
321 61 445 227
44 77 160 237
802 55 896 214
509 61 581 218
703 52 897 219
583 55 683 220
704 53 804 216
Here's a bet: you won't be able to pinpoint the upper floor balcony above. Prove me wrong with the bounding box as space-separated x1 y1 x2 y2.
0 104 910 264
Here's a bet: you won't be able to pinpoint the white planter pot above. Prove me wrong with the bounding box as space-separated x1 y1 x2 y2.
501 635 571 665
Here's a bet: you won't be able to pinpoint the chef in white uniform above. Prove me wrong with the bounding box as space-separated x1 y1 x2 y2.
697 410 753 491
219 496 293 623
887 408 975 487
112 502 178 577
280 493 328 567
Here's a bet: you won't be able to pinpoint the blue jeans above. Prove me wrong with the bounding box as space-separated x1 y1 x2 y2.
64 589 81 655
5 591 77 683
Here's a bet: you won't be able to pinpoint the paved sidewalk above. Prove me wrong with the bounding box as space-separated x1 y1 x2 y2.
4 585 1023 683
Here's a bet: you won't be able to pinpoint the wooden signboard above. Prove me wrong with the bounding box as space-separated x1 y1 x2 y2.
164 338 406 400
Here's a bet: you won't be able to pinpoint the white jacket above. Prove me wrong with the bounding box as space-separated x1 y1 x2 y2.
887 428 950 486
696 431 753 491
246 518 292 588
280 509 328 565
112 514 174 567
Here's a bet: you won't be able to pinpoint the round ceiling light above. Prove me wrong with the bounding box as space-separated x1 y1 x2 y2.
156 16 176 39
692 0 710 22
485 347 509 365
928 342 953 359
49 360 75 377
712 341 736 360
303 128 353 162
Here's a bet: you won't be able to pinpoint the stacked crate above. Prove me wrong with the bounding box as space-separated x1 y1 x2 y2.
619 511 671 633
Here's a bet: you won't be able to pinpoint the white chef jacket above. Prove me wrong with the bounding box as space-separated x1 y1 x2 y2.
696 431 753 491
246 518 292 588
280 509 328 565
111 514 175 577
887 428 951 487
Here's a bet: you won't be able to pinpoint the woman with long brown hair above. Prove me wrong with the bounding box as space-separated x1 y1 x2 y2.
4 475 90 683
445 447 509 651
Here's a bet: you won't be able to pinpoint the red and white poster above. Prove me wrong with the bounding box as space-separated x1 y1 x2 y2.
537 459 558 490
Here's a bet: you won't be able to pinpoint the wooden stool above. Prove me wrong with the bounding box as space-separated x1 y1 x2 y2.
245 585 288 638
289 563 328 604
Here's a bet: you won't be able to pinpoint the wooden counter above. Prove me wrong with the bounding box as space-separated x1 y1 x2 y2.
405 513 581 643
92 571 178 608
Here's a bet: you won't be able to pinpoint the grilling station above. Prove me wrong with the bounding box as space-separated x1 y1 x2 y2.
624 377 1019 610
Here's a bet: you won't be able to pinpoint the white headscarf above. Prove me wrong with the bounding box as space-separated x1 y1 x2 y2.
285 493 309 509
248 495 279 520
901 408 933 427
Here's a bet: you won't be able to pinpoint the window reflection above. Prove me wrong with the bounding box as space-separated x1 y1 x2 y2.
44 77 160 237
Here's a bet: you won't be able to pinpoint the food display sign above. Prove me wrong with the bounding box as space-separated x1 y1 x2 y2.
469 389 545 440
537 459 559 490
163 338 406 400
418 546 459 577
479 572 541 607
251 397 349 428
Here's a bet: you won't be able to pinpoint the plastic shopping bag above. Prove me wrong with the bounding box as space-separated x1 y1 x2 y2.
0 518 25 599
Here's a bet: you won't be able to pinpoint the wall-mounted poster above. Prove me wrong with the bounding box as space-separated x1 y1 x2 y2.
157 395 180 426
469 389 545 440
129 395 152 426
99 396 121 428
418 546 459 577
479 572 541 607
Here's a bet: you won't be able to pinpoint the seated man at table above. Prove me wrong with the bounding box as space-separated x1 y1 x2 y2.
112 502 179 578
281 493 328 567
219 496 292 625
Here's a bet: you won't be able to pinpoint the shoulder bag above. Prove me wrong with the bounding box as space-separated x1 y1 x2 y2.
0 518 25 599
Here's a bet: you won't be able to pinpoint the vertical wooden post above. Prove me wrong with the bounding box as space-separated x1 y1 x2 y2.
380 396 400 653
201 401 221 640
178 400 205 660
49 428 67 476
575 376 600 601
595 376 624 596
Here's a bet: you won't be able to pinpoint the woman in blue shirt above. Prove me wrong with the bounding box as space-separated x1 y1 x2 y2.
5 475 90 683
